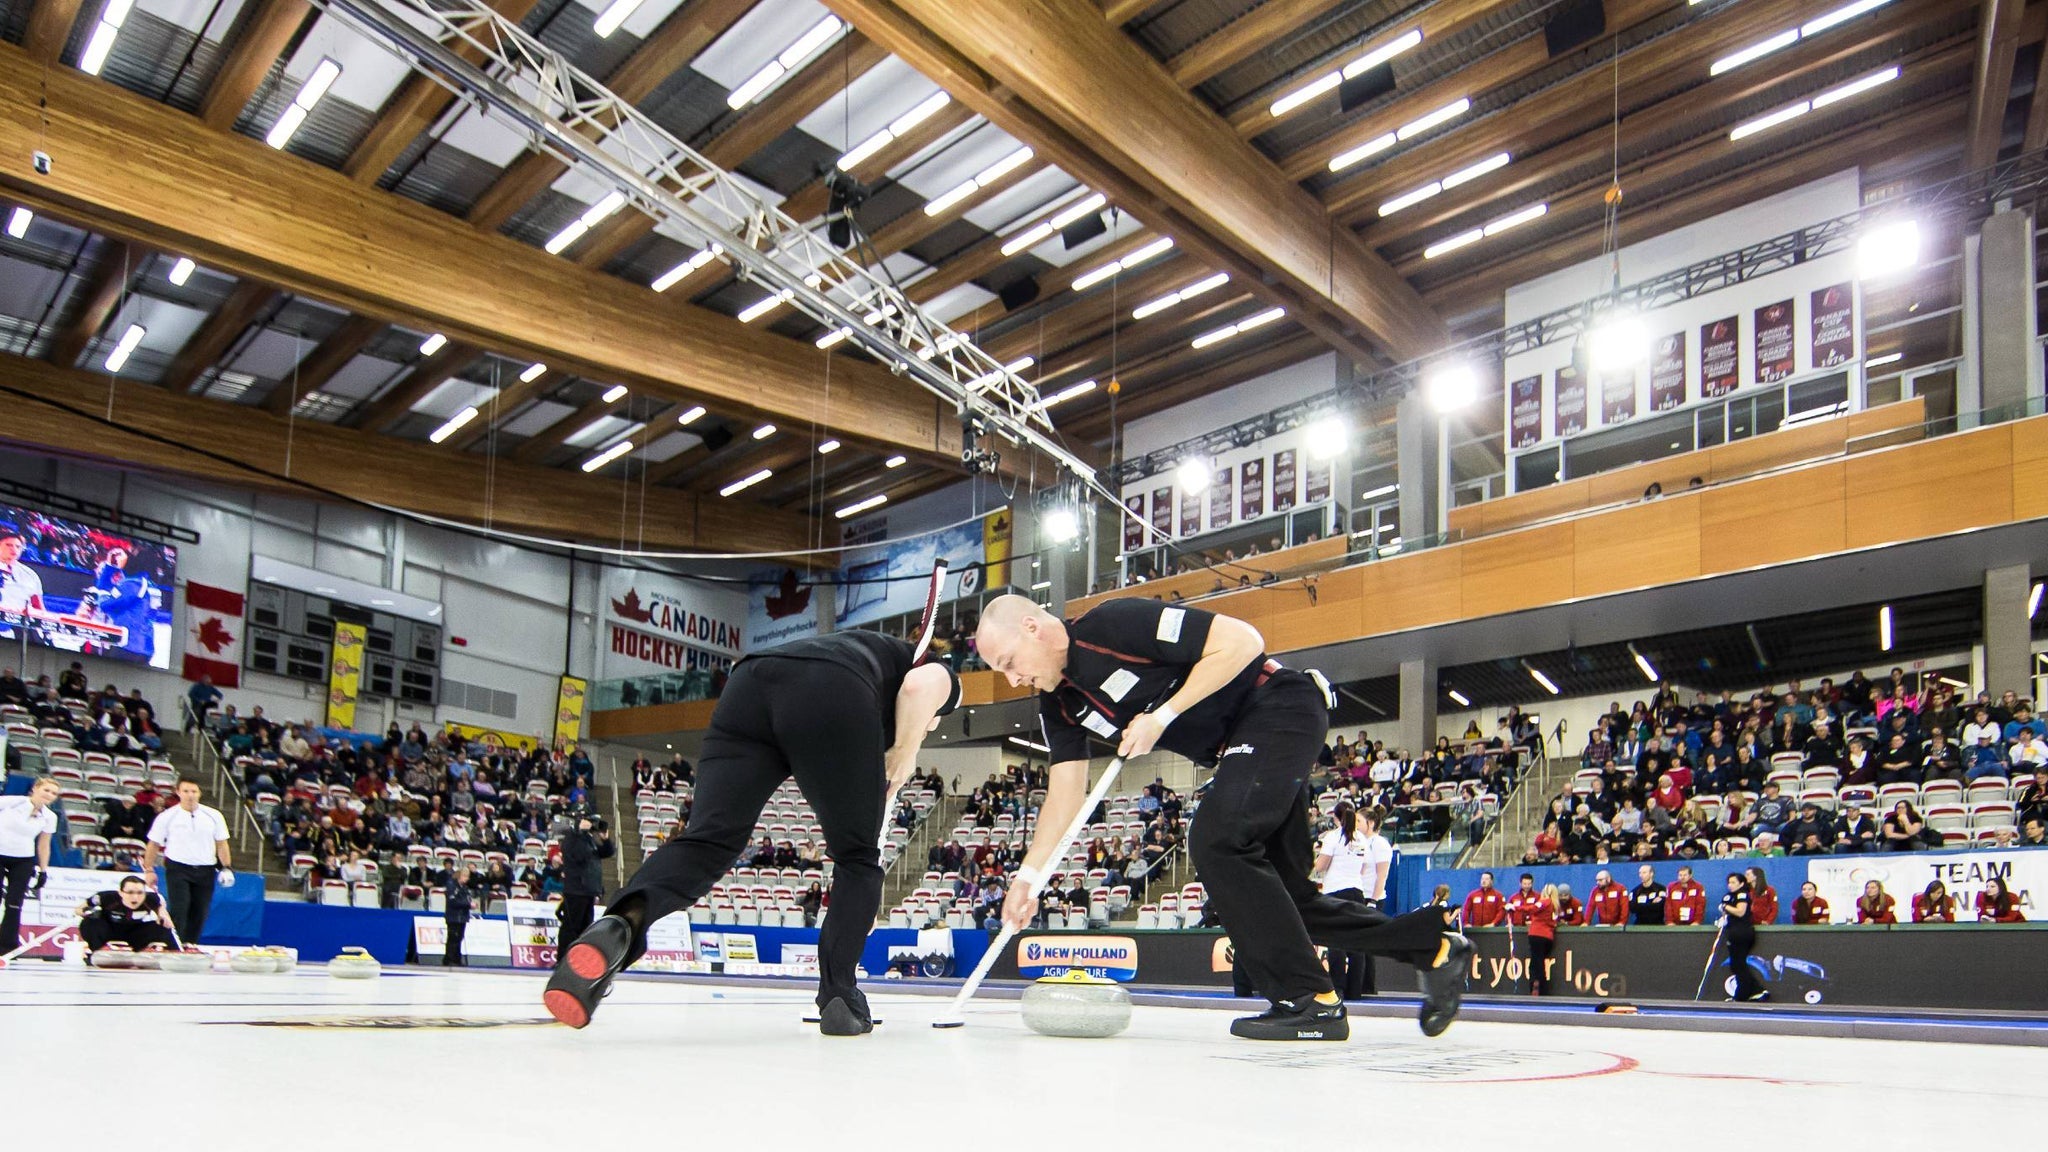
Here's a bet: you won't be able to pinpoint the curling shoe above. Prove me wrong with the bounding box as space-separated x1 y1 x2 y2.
544 915 632 1029
1418 932 1475 1037
1229 998 1349 1041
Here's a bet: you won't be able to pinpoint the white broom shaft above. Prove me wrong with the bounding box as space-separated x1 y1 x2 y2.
939 757 1126 1022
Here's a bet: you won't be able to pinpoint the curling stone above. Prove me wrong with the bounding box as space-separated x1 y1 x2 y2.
91 943 136 970
159 949 213 974
1020 969 1132 1039
270 947 299 973
230 951 278 974
327 946 382 980
129 947 163 970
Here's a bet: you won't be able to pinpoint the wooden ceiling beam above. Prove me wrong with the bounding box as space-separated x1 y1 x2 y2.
0 51 968 465
856 163 1050 269
1018 290 1259 393
156 281 277 394
47 239 145 369
509 390 629 464
259 314 384 415
0 351 814 553
343 0 543 184
980 250 1207 362
442 367 565 451
1967 0 2026 169
352 344 481 433
1170 0 1352 90
825 0 1446 363
1101 0 1153 27
23 0 88 63
199 0 316 131
779 101 978 224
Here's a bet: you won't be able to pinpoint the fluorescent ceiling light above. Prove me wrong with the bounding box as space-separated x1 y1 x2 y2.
1035 379 1097 410
1803 0 1894 36
1175 459 1210 494
1190 307 1285 350
418 333 447 356
836 494 888 519
1447 689 1470 707
818 439 840 454
926 147 1034 216
1630 644 1659 682
838 92 951 170
1879 604 1894 651
428 406 478 444
753 424 776 440
677 406 705 425
1379 181 1442 217
1710 28 1800 76
543 190 628 255
79 0 136 76
1484 202 1547 235
600 383 627 402
1002 191 1107 255
265 58 342 150
520 362 547 384
580 440 636 473
720 468 773 497
1525 664 1561 696
1423 229 1483 259
591 0 644 38
1009 737 1050 753
884 455 907 468
1729 102 1811 141
1270 27 1422 117
167 257 195 286
104 323 145 373
1865 352 1903 368
1442 152 1511 189
816 327 851 349
1030 580 1053 591
1328 132 1396 173
728 16 842 108
652 246 720 292
1358 483 1398 502
1397 98 1470 141
1072 236 1175 291
1132 272 1230 319
2030 582 2044 618
738 291 792 323
4 207 30 239
1810 66 1899 109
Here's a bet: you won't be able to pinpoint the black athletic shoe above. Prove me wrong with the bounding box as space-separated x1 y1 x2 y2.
817 991 876 1036
544 915 632 1029
1418 932 1474 1038
1228 998 1350 1041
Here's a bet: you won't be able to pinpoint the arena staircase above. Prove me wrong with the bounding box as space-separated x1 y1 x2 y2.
878 794 968 916
157 727 293 891
1459 738 1568 870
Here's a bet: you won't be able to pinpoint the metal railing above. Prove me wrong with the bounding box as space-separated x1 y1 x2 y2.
1459 737 1559 871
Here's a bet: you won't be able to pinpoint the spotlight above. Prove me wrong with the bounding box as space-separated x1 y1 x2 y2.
1423 363 1479 413
1175 459 1211 494
1588 313 1648 372
1857 219 1920 280
1879 604 1894 651
1045 508 1080 543
1305 415 1348 460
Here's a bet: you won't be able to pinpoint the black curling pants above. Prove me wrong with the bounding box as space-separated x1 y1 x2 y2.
1320 888 1378 998
80 917 177 953
1189 672 1451 1005
609 656 887 1010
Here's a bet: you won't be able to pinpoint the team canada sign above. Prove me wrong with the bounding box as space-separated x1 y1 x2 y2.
601 580 747 681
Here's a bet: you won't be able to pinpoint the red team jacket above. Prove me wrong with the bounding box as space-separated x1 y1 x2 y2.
1665 879 1708 925
1461 887 1508 927
1555 896 1584 926
1586 882 1630 925
1505 890 1545 926
1525 902 1558 941
1750 885 1778 925
1792 895 1831 924
1977 892 2026 922
1912 894 1956 922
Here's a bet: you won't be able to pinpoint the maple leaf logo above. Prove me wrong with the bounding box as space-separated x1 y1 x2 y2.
195 616 235 655
610 588 654 623
763 569 810 620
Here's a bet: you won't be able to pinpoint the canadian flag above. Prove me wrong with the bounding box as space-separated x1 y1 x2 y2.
181 582 244 688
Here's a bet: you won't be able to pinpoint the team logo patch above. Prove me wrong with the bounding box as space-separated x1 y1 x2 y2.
1222 743 1255 757
1100 668 1140 701
1081 711 1118 738
1156 608 1185 643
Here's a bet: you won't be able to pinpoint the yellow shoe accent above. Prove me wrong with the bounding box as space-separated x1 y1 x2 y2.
1431 937 1452 968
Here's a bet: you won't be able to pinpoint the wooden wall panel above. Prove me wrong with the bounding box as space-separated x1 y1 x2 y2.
1476 479 1588 534
1358 548 1463 635
1698 464 1847 570
1844 424 2014 549
1573 496 1703 599
1702 420 1842 483
1844 396 1926 439
2014 416 2048 521
1459 523 1575 618
1582 458 1706 509
1263 568 1362 653
589 698 717 738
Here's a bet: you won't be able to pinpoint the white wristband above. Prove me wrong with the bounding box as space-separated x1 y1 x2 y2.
1012 865 1044 888
1151 704 1180 728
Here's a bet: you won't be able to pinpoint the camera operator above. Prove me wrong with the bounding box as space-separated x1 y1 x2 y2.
556 815 614 949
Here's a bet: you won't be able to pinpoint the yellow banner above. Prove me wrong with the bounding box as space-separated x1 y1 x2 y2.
554 675 588 752
443 721 542 755
983 507 1012 591
325 621 366 730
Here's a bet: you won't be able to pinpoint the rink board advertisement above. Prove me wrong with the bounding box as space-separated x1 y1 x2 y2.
502 899 700 971
13 866 145 957
411 917 512 962
1802 848 2048 924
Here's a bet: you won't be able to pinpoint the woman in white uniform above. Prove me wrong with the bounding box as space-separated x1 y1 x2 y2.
1313 802 1392 999
0 776 60 951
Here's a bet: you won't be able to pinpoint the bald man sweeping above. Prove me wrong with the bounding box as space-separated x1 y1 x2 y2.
977 594 1471 1040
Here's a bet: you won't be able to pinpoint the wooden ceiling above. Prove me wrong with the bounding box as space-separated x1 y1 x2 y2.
0 0 2028 551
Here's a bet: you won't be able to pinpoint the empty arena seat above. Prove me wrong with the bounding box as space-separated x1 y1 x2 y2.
1135 905 1159 930
351 882 380 908
320 880 351 907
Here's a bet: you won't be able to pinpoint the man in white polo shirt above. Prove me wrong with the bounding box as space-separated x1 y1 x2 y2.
142 778 233 945
0 527 46 633
0 775 61 950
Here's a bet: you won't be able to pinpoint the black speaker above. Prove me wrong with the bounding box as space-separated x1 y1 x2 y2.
1544 0 1606 57
1339 63 1396 112
699 426 734 453
998 277 1041 311
1060 212 1107 249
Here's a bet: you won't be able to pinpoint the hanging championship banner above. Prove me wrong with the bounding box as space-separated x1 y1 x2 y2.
1650 333 1687 411
1811 282 1855 368
325 621 366 730
1304 460 1332 505
1755 299 1795 383
1150 488 1172 537
1509 376 1542 448
1177 486 1201 537
1240 459 1264 521
1553 366 1588 438
1600 367 1637 425
1700 317 1740 397
1123 494 1145 552
554 675 586 751
1208 467 1233 530
1271 450 1298 512
981 509 1012 591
